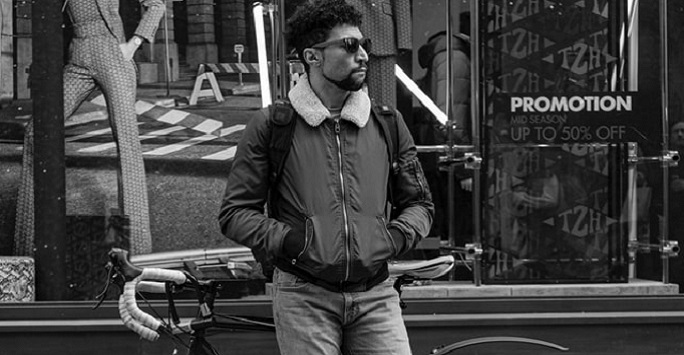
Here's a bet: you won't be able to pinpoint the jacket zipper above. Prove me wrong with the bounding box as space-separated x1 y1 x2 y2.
334 118 352 282
412 160 427 199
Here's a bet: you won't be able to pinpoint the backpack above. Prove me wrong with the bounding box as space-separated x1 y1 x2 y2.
267 99 401 214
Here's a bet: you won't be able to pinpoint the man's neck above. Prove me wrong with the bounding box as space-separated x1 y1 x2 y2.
308 73 349 110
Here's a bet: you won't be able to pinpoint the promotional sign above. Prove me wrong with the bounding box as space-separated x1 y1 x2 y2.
479 0 646 283
491 92 661 150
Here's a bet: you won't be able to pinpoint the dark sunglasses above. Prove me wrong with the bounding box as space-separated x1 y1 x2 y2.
311 37 372 54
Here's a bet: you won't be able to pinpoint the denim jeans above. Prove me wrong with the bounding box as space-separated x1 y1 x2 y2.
272 268 412 355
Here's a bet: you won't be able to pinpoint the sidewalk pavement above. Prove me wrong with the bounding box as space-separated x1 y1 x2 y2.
0 77 265 140
136 77 264 110
0 78 266 253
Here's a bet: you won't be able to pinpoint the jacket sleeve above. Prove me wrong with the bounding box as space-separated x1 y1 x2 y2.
218 109 290 266
135 0 165 43
387 110 435 255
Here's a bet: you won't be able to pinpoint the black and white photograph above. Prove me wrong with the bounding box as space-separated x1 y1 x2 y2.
1 0 684 354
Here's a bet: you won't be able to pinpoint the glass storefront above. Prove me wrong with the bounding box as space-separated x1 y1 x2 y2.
0 0 682 301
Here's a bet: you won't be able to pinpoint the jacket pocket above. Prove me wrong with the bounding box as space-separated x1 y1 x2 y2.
294 218 313 262
353 215 396 271
292 215 342 275
396 157 431 205
378 217 398 257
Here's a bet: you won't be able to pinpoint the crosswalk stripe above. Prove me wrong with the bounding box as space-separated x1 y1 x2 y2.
138 126 188 139
90 94 223 135
201 146 237 160
78 126 186 153
135 100 156 115
66 122 146 143
78 142 117 153
65 127 113 142
143 124 245 156
192 120 223 135
217 124 246 136
143 134 219 156
155 110 189 125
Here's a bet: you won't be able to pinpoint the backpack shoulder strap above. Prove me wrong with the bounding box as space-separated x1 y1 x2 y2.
371 104 401 217
268 99 297 186
371 104 400 175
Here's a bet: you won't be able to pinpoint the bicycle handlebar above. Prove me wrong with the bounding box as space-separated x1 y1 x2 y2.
108 248 455 342
110 249 188 341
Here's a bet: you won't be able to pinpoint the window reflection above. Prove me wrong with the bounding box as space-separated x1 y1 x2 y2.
0 0 683 301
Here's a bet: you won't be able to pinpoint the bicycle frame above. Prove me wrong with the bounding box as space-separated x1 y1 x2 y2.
96 248 275 354
98 248 568 354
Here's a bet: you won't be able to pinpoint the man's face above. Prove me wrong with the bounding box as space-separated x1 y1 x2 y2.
672 122 684 149
315 25 369 92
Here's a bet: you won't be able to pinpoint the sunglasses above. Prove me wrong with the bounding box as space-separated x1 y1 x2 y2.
311 37 372 54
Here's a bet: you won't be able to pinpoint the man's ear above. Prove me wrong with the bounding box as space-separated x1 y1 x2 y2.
303 48 320 66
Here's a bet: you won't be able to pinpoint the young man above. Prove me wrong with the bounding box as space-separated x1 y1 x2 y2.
219 0 433 353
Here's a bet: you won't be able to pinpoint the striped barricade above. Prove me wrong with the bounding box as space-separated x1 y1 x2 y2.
188 61 306 105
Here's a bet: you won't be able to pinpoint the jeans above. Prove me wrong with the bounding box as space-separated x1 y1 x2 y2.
272 268 412 355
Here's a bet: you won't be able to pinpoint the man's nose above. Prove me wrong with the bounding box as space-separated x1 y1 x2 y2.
357 46 369 62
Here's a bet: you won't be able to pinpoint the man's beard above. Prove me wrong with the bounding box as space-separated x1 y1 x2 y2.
323 69 366 91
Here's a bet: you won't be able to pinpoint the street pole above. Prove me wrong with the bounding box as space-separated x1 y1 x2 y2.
278 0 287 99
659 0 670 284
469 0 483 287
163 0 172 97
32 0 66 300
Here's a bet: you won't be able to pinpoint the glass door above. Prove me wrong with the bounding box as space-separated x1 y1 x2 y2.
475 0 675 284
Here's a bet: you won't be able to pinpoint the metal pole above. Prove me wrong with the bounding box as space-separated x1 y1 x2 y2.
164 0 171 97
268 3 277 103
278 0 288 98
659 0 670 284
33 0 66 300
253 2 272 107
445 0 457 282
470 0 482 287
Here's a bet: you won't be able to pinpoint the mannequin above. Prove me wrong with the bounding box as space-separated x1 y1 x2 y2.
344 0 412 107
14 0 165 256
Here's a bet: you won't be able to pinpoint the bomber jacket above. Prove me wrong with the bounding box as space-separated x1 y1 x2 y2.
219 74 434 292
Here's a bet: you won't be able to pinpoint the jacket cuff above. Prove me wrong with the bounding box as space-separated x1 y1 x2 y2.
388 226 406 256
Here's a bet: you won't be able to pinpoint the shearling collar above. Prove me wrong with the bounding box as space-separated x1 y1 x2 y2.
288 73 371 128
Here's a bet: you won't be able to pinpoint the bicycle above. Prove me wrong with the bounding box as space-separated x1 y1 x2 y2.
96 248 569 354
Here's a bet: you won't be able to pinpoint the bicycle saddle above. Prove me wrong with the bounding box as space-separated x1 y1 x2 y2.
387 255 455 280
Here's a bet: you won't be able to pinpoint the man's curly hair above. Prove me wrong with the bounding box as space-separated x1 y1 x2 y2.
286 0 363 72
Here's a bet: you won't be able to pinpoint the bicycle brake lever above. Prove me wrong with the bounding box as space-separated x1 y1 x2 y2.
92 261 118 310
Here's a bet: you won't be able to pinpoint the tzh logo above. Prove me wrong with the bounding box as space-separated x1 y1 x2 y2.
544 205 617 238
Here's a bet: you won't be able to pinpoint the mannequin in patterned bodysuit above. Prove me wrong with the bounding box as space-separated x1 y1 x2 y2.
344 0 412 107
14 0 164 256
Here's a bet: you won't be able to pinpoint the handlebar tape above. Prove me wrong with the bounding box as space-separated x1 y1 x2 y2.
140 267 187 284
119 267 187 340
119 295 160 341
